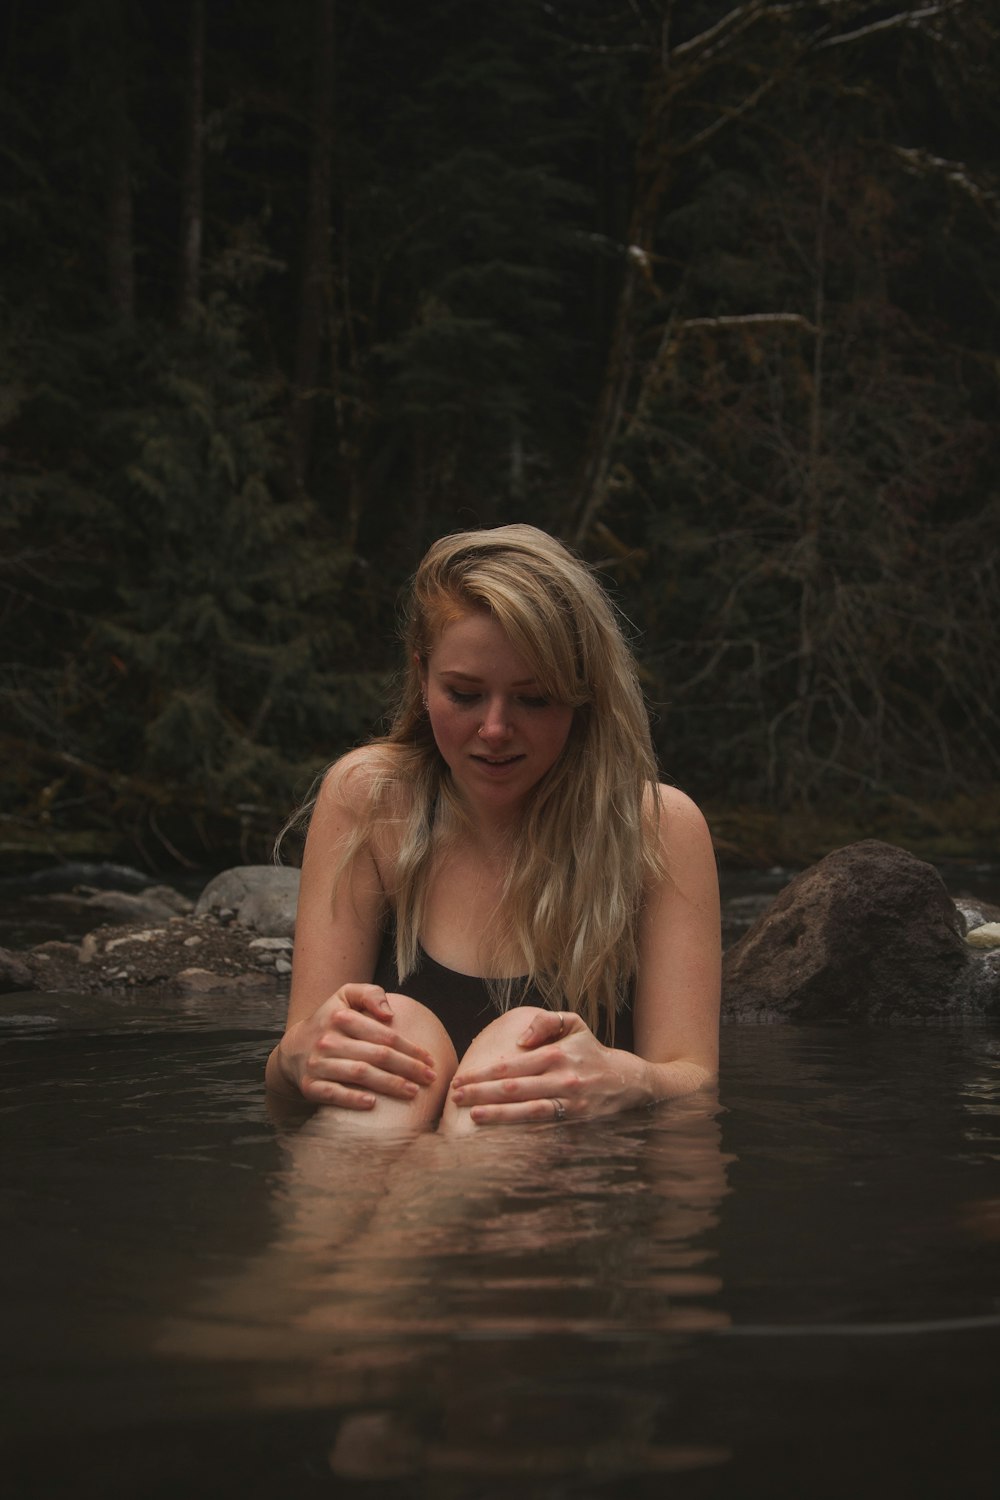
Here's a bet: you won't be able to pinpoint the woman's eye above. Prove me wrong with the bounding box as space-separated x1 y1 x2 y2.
519 696 551 709
446 688 480 705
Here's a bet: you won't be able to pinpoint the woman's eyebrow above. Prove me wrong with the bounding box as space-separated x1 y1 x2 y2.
438 668 541 688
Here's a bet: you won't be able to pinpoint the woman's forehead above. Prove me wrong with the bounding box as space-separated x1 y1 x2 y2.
430 610 536 675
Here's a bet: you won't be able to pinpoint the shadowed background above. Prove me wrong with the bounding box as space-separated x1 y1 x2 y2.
3 0 998 873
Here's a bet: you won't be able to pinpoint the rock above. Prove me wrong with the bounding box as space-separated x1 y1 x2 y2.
966 923 1000 949
720 893 783 952
0 946 34 994
177 966 272 993
195 866 300 938
78 932 101 964
30 941 81 960
955 899 1000 935
962 949 1000 1011
104 929 166 951
722 840 981 1022
41 886 192 924
2 862 154 894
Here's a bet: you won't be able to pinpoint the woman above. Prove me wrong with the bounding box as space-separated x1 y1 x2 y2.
266 525 720 1133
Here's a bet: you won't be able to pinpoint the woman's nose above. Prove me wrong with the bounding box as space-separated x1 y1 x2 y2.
478 698 513 741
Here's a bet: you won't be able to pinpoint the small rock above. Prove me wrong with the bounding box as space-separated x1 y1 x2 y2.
183 935 203 947
177 966 271 993
0 947 34 993
274 957 293 975
105 930 163 952
966 923 1000 949
177 967 232 991
248 937 294 951
78 932 100 964
955 898 1000 934
31 941 81 959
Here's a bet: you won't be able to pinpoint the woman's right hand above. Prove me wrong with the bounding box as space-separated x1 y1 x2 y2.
269 984 438 1109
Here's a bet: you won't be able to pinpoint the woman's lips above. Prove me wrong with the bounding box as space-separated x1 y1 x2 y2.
472 753 525 772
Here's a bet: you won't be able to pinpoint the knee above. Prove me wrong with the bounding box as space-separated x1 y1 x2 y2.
383 991 459 1078
460 1006 549 1065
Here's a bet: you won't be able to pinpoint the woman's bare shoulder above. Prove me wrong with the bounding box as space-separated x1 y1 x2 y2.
318 743 400 817
314 743 414 884
643 781 715 869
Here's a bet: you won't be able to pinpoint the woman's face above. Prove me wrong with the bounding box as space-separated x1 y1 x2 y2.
420 610 574 822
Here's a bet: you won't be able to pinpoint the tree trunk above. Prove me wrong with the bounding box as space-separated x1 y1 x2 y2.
570 49 673 550
176 0 205 326
290 0 336 493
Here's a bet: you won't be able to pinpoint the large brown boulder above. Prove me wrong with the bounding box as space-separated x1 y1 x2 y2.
722 840 985 1021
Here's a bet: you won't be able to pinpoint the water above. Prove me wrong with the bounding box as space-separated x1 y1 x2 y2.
2 989 999 1498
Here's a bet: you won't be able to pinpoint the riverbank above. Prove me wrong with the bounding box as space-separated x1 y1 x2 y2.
4 792 999 880
705 792 1000 869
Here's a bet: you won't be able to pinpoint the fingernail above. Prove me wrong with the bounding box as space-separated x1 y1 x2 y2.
517 1028 533 1045
452 1087 464 1103
403 1081 418 1098
422 1067 436 1083
378 997 393 1015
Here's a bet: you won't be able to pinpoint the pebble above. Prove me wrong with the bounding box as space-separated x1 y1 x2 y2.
105 930 163 952
966 922 1000 949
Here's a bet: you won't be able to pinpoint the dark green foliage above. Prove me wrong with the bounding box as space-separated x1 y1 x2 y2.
2 0 998 864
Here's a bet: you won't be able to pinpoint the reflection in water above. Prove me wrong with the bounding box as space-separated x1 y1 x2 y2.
158 1096 734 1485
7 1019 1000 1497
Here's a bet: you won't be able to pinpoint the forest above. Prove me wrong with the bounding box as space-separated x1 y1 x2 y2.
3 0 999 870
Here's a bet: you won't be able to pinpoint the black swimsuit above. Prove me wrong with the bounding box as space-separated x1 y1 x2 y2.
371 936 634 1059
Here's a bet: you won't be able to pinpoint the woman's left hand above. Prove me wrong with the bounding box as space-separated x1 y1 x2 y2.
449 1011 644 1125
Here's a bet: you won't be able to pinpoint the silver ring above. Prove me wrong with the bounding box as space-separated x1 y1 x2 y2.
551 1098 566 1123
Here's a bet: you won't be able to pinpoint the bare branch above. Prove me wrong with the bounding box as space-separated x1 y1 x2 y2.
675 312 818 333
889 144 1000 211
815 2 965 51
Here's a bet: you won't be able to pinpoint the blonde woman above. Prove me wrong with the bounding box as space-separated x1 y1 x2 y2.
266 525 720 1132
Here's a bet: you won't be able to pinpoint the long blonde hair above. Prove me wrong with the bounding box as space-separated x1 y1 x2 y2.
325 524 663 1038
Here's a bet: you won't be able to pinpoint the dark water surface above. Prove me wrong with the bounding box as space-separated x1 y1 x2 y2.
2 989 999 1499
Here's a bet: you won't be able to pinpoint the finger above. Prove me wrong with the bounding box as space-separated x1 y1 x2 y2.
451 1071 569 1108
516 1010 583 1049
338 982 395 1021
301 1077 377 1110
326 1009 437 1070
318 1055 426 1101
451 1048 552 1089
467 1097 572 1127
316 1033 436 1089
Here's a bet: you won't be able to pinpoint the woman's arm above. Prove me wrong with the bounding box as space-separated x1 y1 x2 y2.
266 751 438 1107
447 784 721 1124
627 782 721 1097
